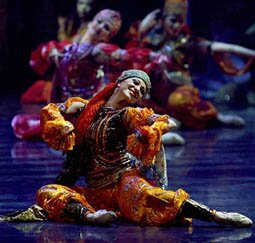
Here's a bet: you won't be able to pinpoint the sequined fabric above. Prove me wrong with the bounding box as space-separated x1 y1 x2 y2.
85 106 134 188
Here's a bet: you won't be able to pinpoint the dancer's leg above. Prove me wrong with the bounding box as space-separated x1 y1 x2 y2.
36 184 116 224
179 199 253 227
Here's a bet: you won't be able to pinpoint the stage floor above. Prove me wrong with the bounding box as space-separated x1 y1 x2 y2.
0 95 255 242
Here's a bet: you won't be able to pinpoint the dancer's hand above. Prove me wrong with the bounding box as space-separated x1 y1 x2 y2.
139 9 161 36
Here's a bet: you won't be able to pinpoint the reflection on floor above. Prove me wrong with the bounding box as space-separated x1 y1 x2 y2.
0 95 255 242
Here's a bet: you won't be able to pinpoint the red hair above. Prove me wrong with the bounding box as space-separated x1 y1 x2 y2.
75 83 116 146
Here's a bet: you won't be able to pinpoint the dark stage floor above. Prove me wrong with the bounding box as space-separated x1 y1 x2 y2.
0 95 255 242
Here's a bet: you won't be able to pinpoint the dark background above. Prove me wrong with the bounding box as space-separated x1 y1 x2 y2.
1 0 255 95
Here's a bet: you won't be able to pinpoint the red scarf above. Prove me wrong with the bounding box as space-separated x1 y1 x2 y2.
75 83 116 146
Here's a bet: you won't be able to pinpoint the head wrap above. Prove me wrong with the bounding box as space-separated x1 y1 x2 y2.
163 0 188 21
117 69 151 95
93 9 122 37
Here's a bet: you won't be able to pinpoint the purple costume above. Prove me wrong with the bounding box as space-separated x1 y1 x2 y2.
51 43 107 102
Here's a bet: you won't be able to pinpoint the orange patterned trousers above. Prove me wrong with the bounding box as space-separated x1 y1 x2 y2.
36 170 189 225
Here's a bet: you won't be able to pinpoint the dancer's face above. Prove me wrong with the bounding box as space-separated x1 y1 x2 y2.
76 0 95 19
163 14 185 39
116 77 147 105
88 17 115 42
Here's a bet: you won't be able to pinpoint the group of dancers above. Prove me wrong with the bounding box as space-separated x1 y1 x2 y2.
3 0 254 228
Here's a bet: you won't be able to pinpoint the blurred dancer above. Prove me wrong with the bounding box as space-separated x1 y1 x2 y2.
128 0 255 129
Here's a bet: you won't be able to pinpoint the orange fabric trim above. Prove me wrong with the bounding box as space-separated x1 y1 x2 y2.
65 97 88 110
126 108 170 167
40 97 88 151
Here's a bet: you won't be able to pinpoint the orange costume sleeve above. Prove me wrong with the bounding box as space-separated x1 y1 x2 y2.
126 107 171 167
41 97 88 151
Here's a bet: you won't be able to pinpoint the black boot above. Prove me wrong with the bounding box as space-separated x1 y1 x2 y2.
64 202 88 222
64 202 117 224
179 199 253 227
179 199 215 222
